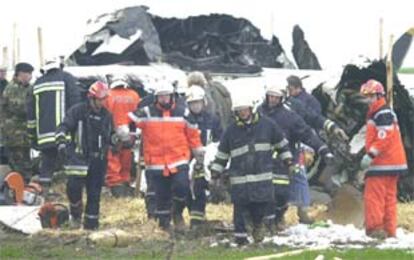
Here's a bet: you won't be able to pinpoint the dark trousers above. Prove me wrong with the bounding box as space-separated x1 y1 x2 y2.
66 157 106 230
145 170 157 219
234 201 268 240
39 148 59 186
150 166 189 229
187 178 208 224
265 184 290 226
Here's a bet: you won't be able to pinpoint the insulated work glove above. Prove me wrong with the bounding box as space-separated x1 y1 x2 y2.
360 154 373 170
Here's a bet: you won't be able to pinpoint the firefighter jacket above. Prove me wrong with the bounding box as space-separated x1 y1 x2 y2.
56 102 113 176
27 69 81 149
258 102 328 185
128 101 203 175
365 97 407 177
210 113 292 203
292 89 322 114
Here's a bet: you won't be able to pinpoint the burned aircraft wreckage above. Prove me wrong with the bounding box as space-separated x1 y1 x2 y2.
66 6 414 200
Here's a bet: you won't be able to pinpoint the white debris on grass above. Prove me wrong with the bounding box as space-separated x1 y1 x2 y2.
267 221 414 249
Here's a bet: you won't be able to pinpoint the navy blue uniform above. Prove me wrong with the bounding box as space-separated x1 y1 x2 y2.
56 102 113 229
292 90 322 114
211 113 292 242
27 69 81 186
187 110 222 225
259 102 329 225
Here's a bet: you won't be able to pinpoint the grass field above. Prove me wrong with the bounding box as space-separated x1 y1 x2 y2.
1 234 414 260
1 187 414 259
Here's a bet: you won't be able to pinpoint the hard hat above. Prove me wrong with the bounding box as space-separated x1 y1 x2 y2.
232 95 254 111
88 81 109 99
265 84 284 97
360 79 385 96
154 81 174 96
186 85 206 103
110 75 129 88
43 57 61 72
187 71 207 87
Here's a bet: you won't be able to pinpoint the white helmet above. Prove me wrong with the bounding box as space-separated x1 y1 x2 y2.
186 85 206 103
232 95 254 112
154 81 174 96
43 57 60 72
110 75 129 88
265 84 285 97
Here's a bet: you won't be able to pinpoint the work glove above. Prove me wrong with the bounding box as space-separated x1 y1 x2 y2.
360 154 373 170
288 164 301 177
332 125 349 141
57 143 67 164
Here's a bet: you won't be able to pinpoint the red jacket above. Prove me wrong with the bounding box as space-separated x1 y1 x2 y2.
128 102 202 176
365 97 407 176
105 88 140 127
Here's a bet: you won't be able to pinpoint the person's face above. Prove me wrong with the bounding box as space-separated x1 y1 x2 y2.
236 107 252 121
267 94 282 107
16 71 32 86
157 94 172 106
0 69 6 79
90 97 106 112
361 94 378 105
188 100 204 114
287 85 301 97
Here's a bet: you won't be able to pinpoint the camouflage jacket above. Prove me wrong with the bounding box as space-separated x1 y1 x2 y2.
0 80 31 147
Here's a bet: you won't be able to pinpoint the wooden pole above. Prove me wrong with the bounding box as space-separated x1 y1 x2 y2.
386 35 394 108
37 27 44 67
2 47 8 68
12 23 17 67
16 38 20 63
379 18 383 59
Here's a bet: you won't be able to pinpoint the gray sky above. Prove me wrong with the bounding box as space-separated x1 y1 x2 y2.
0 0 413 69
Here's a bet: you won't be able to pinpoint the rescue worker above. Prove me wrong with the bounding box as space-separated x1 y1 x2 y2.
0 63 34 182
185 85 222 229
258 84 334 227
104 75 140 197
210 96 293 246
286 75 347 139
27 57 81 193
359 79 407 239
137 80 186 220
56 81 113 230
128 81 203 231
187 71 232 129
286 75 322 114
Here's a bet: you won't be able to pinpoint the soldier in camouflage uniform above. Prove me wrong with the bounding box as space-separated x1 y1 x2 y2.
0 63 34 182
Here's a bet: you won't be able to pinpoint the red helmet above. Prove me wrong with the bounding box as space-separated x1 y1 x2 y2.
360 79 385 96
88 81 109 99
